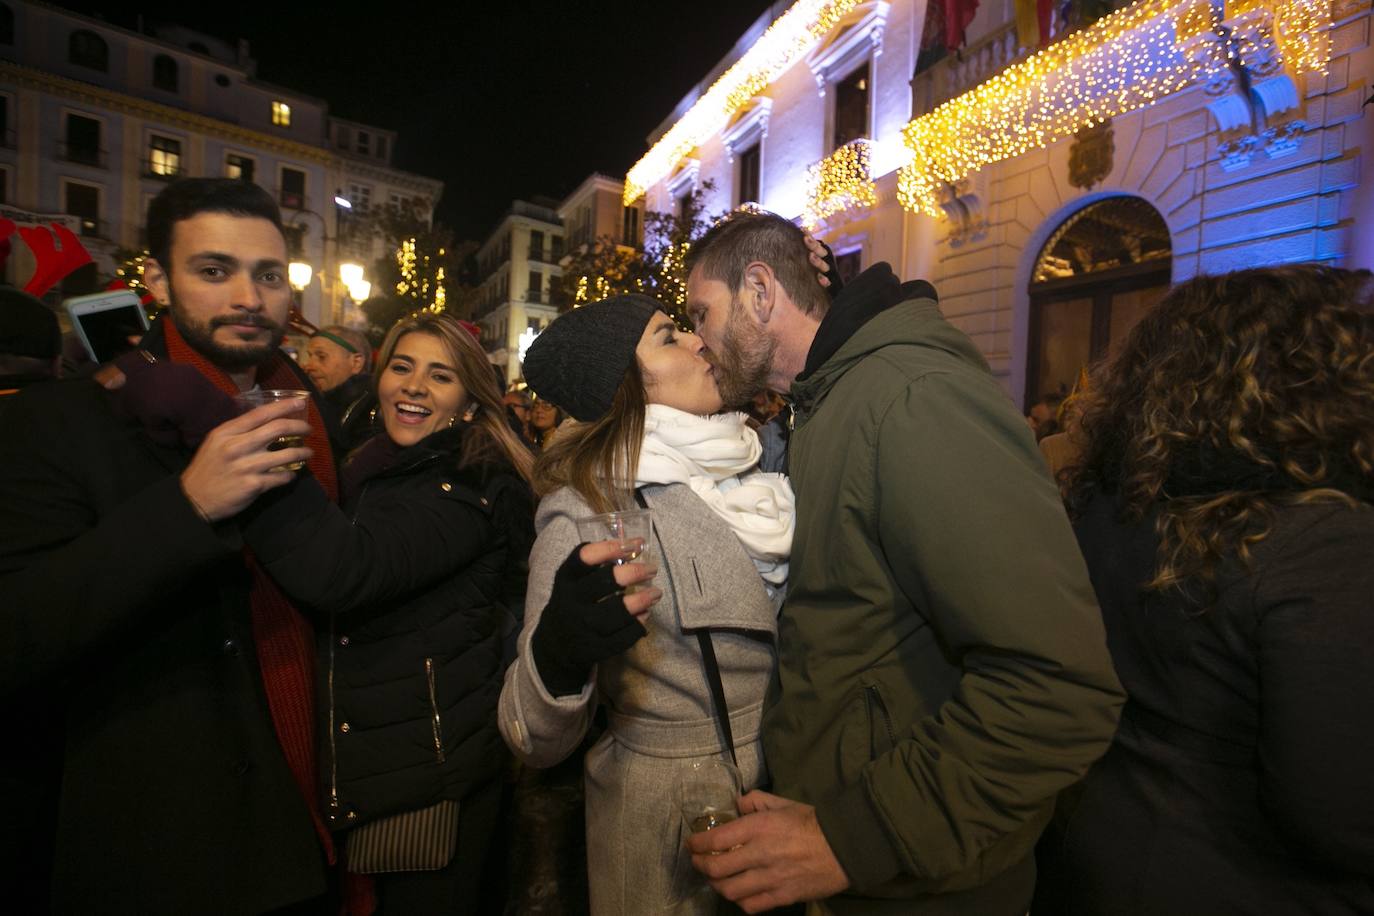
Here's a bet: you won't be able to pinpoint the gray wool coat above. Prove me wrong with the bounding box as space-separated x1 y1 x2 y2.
498 482 780 915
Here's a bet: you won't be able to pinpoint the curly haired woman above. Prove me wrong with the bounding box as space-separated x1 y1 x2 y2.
1034 265 1374 915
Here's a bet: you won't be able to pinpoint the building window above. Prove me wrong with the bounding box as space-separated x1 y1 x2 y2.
676 190 695 225
622 206 641 246
356 131 370 155
0 166 8 204
0 95 10 149
272 101 291 127
1026 197 1173 409
737 143 761 205
336 125 350 148
280 167 306 209
0 4 13 45
552 235 564 259
832 63 870 150
347 183 371 214
147 135 182 178
376 136 388 160
69 30 108 72
527 271 541 304
529 230 544 261
63 113 103 167
152 54 178 92
225 153 254 182
64 182 101 237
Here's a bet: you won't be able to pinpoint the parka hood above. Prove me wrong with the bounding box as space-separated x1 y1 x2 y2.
791 263 987 415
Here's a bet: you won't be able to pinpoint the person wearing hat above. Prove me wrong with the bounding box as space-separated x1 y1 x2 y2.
0 286 62 397
301 324 377 457
497 293 795 915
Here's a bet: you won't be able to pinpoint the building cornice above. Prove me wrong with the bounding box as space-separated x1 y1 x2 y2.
0 59 335 163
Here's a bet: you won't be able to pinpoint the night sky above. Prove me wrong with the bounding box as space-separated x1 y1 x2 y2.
62 1 777 240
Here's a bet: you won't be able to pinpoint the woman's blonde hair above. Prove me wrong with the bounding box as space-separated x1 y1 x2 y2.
1065 264 1374 597
376 313 534 481
532 360 647 513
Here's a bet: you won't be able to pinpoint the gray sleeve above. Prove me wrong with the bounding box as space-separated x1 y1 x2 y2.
497 494 598 767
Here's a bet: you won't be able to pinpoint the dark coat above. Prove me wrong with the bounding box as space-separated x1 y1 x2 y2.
0 375 328 914
241 426 534 829
320 372 378 460
1037 494 1374 915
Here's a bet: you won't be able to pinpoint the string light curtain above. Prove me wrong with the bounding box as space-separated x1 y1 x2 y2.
624 0 866 205
897 0 1333 217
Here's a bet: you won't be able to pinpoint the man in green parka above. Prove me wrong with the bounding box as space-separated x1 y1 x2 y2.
683 211 1123 915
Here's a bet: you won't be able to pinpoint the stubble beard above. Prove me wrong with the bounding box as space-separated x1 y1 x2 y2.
171 301 286 373
710 296 776 410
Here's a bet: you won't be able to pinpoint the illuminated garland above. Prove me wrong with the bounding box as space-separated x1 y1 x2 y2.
803 139 878 229
623 0 864 205
395 237 448 311
897 0 1332 217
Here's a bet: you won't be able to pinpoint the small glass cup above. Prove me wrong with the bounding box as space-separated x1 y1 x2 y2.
232 388 311 472
574 508 653 568
678 759 741 838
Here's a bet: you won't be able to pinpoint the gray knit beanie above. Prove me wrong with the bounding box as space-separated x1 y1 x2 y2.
522 294 662 421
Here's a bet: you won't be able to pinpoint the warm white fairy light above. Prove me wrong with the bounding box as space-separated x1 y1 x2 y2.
624 0 865 205
896 0 1331 217
803 139 878 229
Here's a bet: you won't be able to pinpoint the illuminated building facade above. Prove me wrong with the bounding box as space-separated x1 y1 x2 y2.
628 0 1372 407
474 199 564 383
0 0 441 326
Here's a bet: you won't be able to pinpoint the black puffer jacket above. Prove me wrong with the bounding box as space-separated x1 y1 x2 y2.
243 425 534 828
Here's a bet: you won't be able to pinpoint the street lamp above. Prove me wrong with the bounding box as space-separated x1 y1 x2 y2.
348 279 372 302
288 261 314 292
339 262 365 288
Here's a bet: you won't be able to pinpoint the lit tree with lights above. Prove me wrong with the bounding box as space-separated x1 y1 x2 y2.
557 181 722 329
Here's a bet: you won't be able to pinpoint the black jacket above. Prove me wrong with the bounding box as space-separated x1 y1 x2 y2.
241 426 534 829
1038 494 1374 915
0 371 328 913
320 372 378 460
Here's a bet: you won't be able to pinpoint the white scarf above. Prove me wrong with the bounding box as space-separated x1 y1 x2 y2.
635 404 794 586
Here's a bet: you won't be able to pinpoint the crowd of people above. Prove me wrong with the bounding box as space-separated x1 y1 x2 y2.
0 176 1369 916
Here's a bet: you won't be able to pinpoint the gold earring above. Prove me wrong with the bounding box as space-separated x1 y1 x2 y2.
448 413 458 428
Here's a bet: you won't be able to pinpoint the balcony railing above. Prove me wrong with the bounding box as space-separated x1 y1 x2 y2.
527 246 564 264
278 189 308 211
526 289 544 305
57 142 107 168
72 215 104 238
802 138 877 231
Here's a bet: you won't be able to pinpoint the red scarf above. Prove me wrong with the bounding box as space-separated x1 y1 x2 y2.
164 322 375 913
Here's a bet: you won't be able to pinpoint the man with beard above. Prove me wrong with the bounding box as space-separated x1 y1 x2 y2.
682 211 1123 915
0 178 340 913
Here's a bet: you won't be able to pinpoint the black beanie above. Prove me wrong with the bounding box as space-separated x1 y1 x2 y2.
522 294 661 421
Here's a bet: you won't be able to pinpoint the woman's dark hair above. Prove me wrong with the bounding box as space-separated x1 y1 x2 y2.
146 178 285 269
1064 264 1374 596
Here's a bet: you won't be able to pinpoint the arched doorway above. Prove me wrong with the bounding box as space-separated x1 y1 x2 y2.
1025 196 1171 409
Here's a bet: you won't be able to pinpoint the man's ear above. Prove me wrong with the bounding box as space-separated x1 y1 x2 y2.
742 262 775 322
143 257 171 306
349 351 365 375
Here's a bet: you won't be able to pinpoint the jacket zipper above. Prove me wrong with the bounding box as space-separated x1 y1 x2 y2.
865 685 897 757
425 657 446 763
328 482 372 821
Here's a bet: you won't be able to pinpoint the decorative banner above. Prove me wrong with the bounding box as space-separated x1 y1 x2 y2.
0 216 94 297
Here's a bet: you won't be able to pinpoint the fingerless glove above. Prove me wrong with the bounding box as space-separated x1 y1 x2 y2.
531 544 648 696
